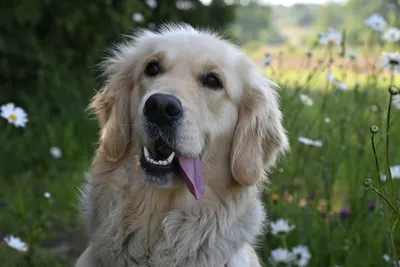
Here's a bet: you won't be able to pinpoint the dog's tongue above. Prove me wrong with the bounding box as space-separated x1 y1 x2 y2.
178 156 204 200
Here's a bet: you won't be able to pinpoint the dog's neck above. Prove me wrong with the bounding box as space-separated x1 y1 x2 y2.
86 147 263 266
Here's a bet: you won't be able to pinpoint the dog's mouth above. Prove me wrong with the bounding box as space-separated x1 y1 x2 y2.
140 138 205 200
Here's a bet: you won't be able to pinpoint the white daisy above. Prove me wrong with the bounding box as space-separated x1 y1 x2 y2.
50 146 62 159
319 28 342 47
326 73 348 91
299 94 313 106
380 52 400 73
380 165 400 181
324 117 331 123
298 136 323 147
326 72 335 82
365 13 387 32
261 54 273 68
333 81 349 91
270 219 296 236
44 192 51 199
132 12 144 23
200 0 212 5
292 245 311 267
270 248 294 264
3 235 28 252
346 50 358 61
371 105 378 112
393 95 400 110
145 0 157 9
382 27 400 43
0 103 28 127
383 254 391 262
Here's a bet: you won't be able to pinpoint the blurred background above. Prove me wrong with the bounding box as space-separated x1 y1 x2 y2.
1 0 400 266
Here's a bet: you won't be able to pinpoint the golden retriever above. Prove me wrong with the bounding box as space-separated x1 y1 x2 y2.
75 23 289 267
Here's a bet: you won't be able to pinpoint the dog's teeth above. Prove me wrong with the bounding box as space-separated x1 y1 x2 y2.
144 148 175 166
143 147 150 158
166 152 175 163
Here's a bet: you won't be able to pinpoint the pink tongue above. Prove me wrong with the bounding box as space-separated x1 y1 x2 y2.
178 156 205 200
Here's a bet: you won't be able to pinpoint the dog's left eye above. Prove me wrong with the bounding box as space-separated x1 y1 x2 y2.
144 61 161 77
202 73 223 89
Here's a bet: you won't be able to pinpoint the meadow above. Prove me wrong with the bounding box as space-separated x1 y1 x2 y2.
1 13 400 267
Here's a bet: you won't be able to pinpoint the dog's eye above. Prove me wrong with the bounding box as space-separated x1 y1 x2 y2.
202 73 223 89
144 61 161 77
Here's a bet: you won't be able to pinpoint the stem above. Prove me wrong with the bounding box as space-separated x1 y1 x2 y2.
385 92 400 216
368 186 397 214
371 134 400 267
279 235 288 250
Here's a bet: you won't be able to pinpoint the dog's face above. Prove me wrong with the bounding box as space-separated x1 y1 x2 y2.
90 24 289 199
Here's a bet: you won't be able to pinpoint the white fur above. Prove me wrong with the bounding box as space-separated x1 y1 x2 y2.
76 23 289 267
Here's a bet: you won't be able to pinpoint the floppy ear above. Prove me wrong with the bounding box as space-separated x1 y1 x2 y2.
230 70 289 186
89 58 134 162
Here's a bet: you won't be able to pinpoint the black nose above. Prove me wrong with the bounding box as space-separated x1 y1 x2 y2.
144 93 183 125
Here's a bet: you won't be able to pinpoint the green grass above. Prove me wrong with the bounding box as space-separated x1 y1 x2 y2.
1 48 400 267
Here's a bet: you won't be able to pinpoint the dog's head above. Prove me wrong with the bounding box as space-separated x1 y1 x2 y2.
90 23 289 199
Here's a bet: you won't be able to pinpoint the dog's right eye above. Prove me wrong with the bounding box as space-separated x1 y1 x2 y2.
144 61 161 77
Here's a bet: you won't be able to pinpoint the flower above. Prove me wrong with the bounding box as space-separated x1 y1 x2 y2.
272 193 279 201
326 73 348 91
298 136 323 147
44 192 51 199
346 50 358 61
3 235 28 252
371 104 378 112
132 12 144 23
324 117 331 123
145 0 157 9
380 165 400 181
383 254 391 262
380 52 400 73
368 200 376 211
319 28 342 47
393 95 400 110
261 53 273 68
270 248 294 264
339 208 351 219
50 146 62 159
292 245 311 267
334 81 348 91
382 27 400 43
270 219 296 236
299 94 313 106
0 103 28 127
365 13 387 32
326 72 335 82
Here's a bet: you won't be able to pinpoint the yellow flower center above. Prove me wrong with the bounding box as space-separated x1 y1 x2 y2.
9 114 17 121
272 193 279 201
328 39 335 45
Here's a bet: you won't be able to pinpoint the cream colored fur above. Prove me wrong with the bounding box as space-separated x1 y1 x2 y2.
76 23 289 267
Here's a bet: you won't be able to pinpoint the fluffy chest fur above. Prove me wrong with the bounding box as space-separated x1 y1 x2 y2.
79 164 266 267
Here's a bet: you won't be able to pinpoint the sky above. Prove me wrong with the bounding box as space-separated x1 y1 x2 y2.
199 0 347 7
261 0 346 6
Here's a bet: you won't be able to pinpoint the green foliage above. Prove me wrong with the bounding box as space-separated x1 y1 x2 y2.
0 1 236 266
230 2 286 45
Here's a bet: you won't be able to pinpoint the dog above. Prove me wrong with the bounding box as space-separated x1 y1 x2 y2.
75 23 289 267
